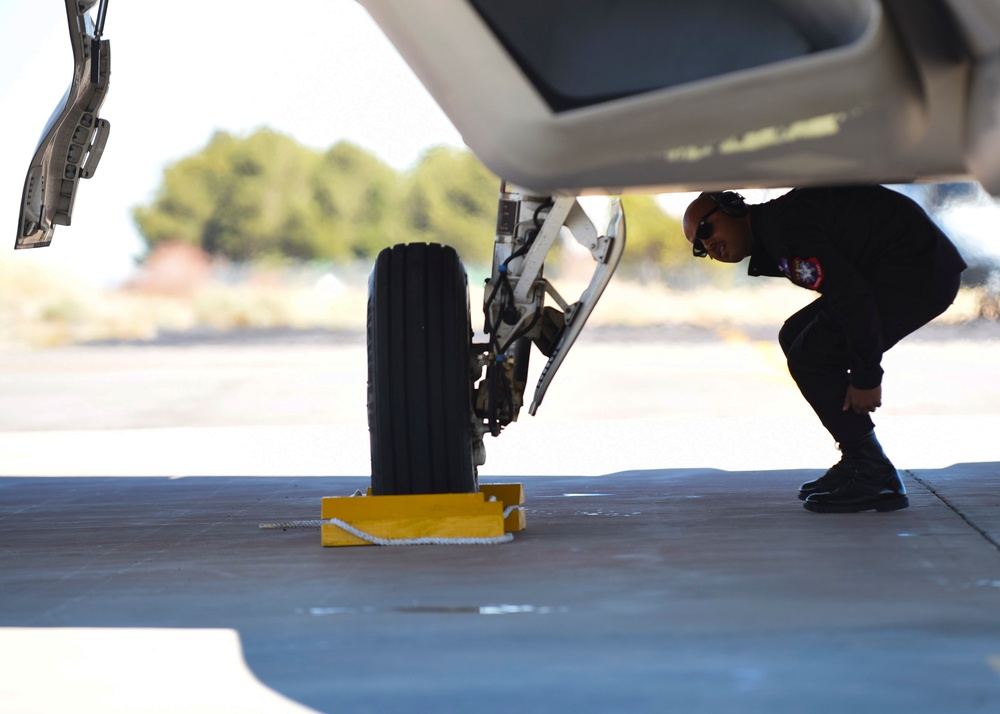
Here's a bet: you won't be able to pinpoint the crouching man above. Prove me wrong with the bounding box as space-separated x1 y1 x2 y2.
682 186 966 513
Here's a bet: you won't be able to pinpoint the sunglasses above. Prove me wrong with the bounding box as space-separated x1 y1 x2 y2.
691 204 720 258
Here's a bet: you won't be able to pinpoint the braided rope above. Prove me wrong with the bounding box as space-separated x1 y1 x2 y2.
258 505 522 546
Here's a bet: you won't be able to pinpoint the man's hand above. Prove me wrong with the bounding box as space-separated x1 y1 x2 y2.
843 384 882 414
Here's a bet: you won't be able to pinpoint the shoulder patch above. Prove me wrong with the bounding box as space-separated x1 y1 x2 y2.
782 256 824 290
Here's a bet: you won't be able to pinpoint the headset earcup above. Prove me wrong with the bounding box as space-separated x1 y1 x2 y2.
718 191 747 217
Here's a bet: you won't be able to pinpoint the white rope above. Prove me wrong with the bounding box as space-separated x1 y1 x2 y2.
258 507 523 546
259 520 325 530
322 516 514 546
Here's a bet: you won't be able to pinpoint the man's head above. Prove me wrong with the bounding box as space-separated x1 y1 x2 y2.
682 191 755 263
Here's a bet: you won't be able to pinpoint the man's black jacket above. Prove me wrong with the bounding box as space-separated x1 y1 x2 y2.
747 185 967 389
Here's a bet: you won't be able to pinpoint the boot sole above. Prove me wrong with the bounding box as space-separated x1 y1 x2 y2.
803 494 909 514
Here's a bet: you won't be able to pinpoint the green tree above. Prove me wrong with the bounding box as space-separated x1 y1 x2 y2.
133 129 715 281
134 129 314 260
617 195 688 272
404 146 501 266
308 141 407 260
133 129 406 262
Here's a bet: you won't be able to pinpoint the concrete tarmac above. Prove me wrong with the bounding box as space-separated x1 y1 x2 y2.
1 326 999 713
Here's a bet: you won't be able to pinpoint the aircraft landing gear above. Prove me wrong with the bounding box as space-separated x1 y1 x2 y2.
366 183 625 496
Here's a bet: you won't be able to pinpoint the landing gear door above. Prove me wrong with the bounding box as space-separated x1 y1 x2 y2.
16 0 111 249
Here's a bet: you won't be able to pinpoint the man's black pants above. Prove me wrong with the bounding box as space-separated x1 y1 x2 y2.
778 275 961 447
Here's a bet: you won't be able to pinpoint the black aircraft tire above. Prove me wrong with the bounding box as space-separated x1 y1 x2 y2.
367 243 477 495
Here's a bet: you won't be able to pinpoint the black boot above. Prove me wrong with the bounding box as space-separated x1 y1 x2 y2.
803 432 908 513
797 456 853 501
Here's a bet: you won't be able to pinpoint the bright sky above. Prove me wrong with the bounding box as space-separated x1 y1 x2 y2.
0 0 465 286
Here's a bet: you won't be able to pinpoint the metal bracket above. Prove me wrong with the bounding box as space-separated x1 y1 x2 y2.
511 196 576 303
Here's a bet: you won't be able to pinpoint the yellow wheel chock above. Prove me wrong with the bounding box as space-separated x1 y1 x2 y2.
319 483 526 547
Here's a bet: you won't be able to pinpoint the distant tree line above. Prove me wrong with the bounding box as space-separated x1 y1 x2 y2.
133 127 699 275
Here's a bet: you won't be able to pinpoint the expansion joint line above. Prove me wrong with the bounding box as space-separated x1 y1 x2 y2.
907 470 1000 553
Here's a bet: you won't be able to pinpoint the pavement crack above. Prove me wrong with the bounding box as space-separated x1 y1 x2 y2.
907 470 1000 554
